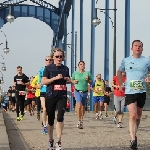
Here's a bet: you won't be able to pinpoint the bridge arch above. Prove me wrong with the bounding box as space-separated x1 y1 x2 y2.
0 4 58 33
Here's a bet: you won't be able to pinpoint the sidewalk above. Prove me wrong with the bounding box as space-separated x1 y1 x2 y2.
0 112 10 150
5 111 150 150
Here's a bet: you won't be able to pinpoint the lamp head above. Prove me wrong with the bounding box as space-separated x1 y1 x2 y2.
3 48 9 54
92 18 101 27
6 14 15 23
1 66 6 71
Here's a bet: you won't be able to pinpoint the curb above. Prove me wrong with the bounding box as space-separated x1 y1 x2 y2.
3 112 31 150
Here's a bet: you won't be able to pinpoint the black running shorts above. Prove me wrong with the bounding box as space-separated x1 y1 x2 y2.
125 92 146 108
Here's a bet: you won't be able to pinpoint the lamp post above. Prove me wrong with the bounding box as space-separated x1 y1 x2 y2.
62 31 77 112
0 71 4 84
0 30 10 54
0 55 6 71
62 31 77 71
6 6 15 23
92 0 117 76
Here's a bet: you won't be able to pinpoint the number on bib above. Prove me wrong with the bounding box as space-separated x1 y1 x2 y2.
130 80 143 90
54 85 66 90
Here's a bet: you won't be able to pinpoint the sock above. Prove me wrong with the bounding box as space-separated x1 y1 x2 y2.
44 125 47 127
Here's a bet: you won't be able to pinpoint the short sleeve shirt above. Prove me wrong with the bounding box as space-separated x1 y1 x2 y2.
38 67 47 93
43 64 70 98
119 56 150 94
14 74 29 91
71 71 92 91
113 76 126 96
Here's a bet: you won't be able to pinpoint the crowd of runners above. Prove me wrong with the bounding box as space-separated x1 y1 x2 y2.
1 40 150 150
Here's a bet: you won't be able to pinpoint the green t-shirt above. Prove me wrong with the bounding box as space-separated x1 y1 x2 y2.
71 71 92 91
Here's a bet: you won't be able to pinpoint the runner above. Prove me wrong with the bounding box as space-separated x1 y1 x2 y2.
91 74 105 119
117 40 150 149
3 92 9 111
11 86 16 112
72 61 92 129
104 80 112 117
42 48 70 149
14 66 29 121
112 72 126 128
31 74 41 120
26 76 36 116
38 56 53 134
8 86 12 111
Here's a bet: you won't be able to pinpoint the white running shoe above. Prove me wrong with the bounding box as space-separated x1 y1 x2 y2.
113 117 117 124
117 122 122 128
99 113 103 120
54 141 62 150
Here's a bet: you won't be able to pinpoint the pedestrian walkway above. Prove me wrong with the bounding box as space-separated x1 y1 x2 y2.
4 111 150 150
0 112 10 150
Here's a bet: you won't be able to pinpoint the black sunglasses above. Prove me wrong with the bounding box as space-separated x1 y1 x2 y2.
55 55 63 59
45 59 53 61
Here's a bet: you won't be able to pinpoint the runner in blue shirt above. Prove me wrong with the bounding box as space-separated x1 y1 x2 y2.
117 40 150 149
37 56 53 134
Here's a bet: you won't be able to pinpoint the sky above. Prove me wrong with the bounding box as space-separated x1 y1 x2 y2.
0 0 150 91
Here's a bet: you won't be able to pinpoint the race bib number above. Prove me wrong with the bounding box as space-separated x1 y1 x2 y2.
130 80 143 90
12 93 15 97
19 91 26 95
54 85 66 90
97 88 102 92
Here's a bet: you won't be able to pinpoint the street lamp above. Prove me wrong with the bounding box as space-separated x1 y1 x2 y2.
6 5 15 23
0 71 4 84
0 55 6 71
0 30 10 54
0 63 6 71
62 31 77 71
92 0 117 76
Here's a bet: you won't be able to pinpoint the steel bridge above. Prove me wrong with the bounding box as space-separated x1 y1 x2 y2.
0 0 130 111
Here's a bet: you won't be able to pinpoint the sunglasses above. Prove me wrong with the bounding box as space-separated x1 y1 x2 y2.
45 59 53 61
55 55 63 59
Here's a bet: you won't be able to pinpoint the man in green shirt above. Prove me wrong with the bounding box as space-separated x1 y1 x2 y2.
72 61 92 129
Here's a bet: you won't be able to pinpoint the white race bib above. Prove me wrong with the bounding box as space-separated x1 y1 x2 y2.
130 80 143 90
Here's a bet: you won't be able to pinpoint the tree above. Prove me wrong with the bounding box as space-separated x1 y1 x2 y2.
146 71 150 95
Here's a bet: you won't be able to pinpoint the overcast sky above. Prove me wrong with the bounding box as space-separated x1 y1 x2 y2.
0 0 150 91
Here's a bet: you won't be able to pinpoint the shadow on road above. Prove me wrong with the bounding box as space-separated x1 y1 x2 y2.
3 112 31 150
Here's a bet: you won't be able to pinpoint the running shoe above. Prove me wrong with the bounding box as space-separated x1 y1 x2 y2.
54 141 62 150
37 113 40 121
16 117 20 121
105 114 108 117
117 122 122 128
19 115 23 121
113 117 117 124
130 140 137 149
42 126 48 134
78 121 83 129
77 121 80 128
96 114 99 119
48 139 54 150
99 113 103 120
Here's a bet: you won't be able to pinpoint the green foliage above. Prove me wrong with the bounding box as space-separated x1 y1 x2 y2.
146 72 150 95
